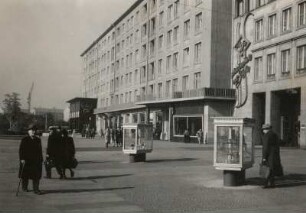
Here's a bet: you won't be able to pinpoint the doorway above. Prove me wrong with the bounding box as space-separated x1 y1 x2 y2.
253 93 266 145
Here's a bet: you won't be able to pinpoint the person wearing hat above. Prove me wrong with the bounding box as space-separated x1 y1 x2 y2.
261 123 283 188
18 124 43 195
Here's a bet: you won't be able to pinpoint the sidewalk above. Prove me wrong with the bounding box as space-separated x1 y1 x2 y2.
0 137 305 213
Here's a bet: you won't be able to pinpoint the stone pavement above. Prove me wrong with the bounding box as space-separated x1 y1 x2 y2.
0 136 306 213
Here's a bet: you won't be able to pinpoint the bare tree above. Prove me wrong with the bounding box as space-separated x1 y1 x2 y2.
1 93 22 130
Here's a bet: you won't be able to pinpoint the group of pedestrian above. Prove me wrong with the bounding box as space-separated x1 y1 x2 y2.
46 127 76 179
81 127 96 139
104 127 122 148
18 124 76 195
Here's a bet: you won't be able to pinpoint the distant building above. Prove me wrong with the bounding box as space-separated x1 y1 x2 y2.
67 97 97 132
33 107 64 122
81 0 234 143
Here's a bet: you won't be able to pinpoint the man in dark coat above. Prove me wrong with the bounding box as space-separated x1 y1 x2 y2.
62 129 76 178
46 127 64 178
18 124 43 195
262 123 283 188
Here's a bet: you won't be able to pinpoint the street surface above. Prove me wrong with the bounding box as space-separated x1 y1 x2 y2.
0 136 306 213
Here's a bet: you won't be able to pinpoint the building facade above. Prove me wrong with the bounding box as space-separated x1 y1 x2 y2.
67 98 97 132
232 0 306 148
81 0 234 142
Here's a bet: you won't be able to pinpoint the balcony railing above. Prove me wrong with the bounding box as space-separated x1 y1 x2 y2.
136 87 236 103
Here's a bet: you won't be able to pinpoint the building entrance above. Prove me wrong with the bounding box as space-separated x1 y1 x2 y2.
272 88 300 147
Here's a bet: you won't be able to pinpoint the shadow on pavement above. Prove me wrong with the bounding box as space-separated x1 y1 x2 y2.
42 186 134 194
246 173 306 188
146 158 197 163
76 147 122 152
78 160 113 164
67 174 132 181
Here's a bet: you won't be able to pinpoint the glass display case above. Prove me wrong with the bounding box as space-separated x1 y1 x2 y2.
213 117 255 171
123 123 153 155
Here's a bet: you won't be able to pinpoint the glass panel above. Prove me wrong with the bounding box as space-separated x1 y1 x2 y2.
138 125 153 150
216 126 240 164
243 126 253 163
188 117 202 136
124 128 136 150
174 117 187 135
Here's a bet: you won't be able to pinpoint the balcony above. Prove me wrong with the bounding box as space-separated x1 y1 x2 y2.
136 87 236 104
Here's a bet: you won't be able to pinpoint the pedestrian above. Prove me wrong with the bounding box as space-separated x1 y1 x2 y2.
46 127 64 179
184 129 190 143
18 124 43 195
105 127 111 148
261 123 283 188
116 127 122 147
196 129 203 144
62 129 76 178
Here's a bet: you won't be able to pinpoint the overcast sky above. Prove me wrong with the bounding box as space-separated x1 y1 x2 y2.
0 0 135 111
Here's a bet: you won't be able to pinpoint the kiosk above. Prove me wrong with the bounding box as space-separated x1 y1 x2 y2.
213 117 255 186
122 123 153 162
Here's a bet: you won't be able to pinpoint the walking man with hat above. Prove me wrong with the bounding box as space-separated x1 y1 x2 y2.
261 123 283 188
18 124 43 195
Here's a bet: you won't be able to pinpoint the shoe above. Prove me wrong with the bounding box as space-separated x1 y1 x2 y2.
22 188 29 192
34 190 42 195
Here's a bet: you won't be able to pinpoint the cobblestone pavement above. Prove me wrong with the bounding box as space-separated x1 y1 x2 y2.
0 136 305 213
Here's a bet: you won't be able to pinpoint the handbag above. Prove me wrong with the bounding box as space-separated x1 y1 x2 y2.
70 158 78 169
44 157 55 170
259 163 270 178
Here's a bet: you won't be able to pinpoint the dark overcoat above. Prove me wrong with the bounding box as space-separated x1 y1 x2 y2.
18 135 43 179
262 130 283 176
62 136 75 168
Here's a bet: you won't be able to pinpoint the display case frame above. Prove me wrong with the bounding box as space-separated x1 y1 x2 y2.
122 123 153 155
213 117 255 171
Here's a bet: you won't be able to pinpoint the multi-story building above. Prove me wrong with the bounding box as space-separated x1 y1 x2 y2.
232 0 306 148
81 0 234 142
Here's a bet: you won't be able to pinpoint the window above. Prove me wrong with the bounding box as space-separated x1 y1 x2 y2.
194 42 202 64
173 26 179 44
256 0 264 8
149 62 155 81
281 49 291 76
166 80 171 97
135 49 140 63
184 20 190 39
167 4 173 22
255 19 263 41
158 59 163 74
282 8 291 32
158 83 163 98
298 2 306 27
183 47 190 66
134 69 138 83
166 55 172 72
174 0 179 19
254 56 263 81
150 17 156 35
195 0 202 5
267 53 276 78
150 39 155 55
173 52 179 71
237 0 244 16
194 72 201 89
142 23 147 38
184 0 190 12
268 14 276 37
140 66 146 83
158 35 163 49
159 11 164 26
297 45 306 73
167 30 173 46
195 13 203 33
182 75 189 91
174 116 202 136
172 78 178 93
142 44 147 58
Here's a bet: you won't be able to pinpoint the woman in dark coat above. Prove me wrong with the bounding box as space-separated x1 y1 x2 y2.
19 124 43 194
62 129 76 178
262 123 283 188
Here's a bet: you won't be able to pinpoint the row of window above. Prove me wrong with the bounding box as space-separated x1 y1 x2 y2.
254 2 306 42
253 45 306 81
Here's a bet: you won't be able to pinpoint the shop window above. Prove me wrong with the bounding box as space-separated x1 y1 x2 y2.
174 116 202 136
